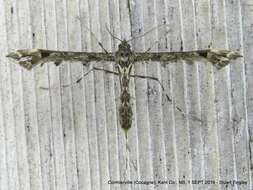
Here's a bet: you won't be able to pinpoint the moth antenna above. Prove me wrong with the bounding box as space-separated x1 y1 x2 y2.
208 42 213 49
105 24 123 42
127 24 170 42
144 41 159 53
83 25 109 53
144 29 171 52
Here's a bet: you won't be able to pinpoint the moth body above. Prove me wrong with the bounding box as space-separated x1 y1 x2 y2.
116 40 134 131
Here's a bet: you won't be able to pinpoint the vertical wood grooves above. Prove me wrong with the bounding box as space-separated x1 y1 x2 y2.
97 0 113 189
60 0 79 189
23 0 44 189
162 1 179 189
153 0 169 189
52 0 68 189
169 0 193 189
14 0 31 189
4 1 19 190
1 2 11 190
0 3 8 184
17 0 35 189
92 0 105 187
0 1 8 188
31 0 46 186
86 0 102 189
65 0 82 189
238 0 252 187
239 0 253 186
181 0 204 189
133 0 155 189
223 0 239 188
47 0 60 188
211 0 236 189
76 0 92 189
195 1 221 190
178 0 194 189
225 0 251 188
209 4 221 187
106 1 122 189
40 0 57 189
143 0 163 188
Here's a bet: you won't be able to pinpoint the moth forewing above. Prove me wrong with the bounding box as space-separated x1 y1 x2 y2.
133 49 242 69
6 49 116 70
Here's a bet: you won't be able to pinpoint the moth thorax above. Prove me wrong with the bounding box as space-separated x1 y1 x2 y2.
116 40 133 68
118 40 131 54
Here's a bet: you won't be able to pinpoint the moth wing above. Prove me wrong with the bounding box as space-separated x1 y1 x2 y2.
6 49 115 70
133 50 209 62
133 49 241 69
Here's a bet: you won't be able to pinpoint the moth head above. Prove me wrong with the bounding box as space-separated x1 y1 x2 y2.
117 40 131 56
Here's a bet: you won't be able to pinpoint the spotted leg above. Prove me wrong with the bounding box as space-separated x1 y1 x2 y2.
75 66 119 83
129 74 202 122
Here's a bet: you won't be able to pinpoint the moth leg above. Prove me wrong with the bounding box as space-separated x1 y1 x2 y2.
130 74 202 122
92 67 119 75
130 74 165 91
76 67 119 83
98 42 109 54
130 74 172 103
144 41 159 53
82 25 110 54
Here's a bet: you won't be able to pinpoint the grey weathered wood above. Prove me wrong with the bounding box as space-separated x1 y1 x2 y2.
49 0 68 190
85 0 104 189
2 1 20 189
106 7 122 190
195 1 220 190
168 0 193 189
143 0 167 190
211 1 237 190
30 0 56 189
76 0 93 190
96 1 114 190
159 1 179 189
240 0 253 187
65 0 84 190
7 1 31 190
180 0 204 190
17 0 44 190
130 1 155 190
225 0 252 189
56 0 79 189
0 1 11 190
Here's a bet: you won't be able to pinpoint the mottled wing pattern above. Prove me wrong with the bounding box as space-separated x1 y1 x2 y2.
133 49 242 69
6 48 242 70
6 49 115 70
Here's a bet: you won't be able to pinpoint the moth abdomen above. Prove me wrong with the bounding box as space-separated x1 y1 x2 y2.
119 90 132 131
